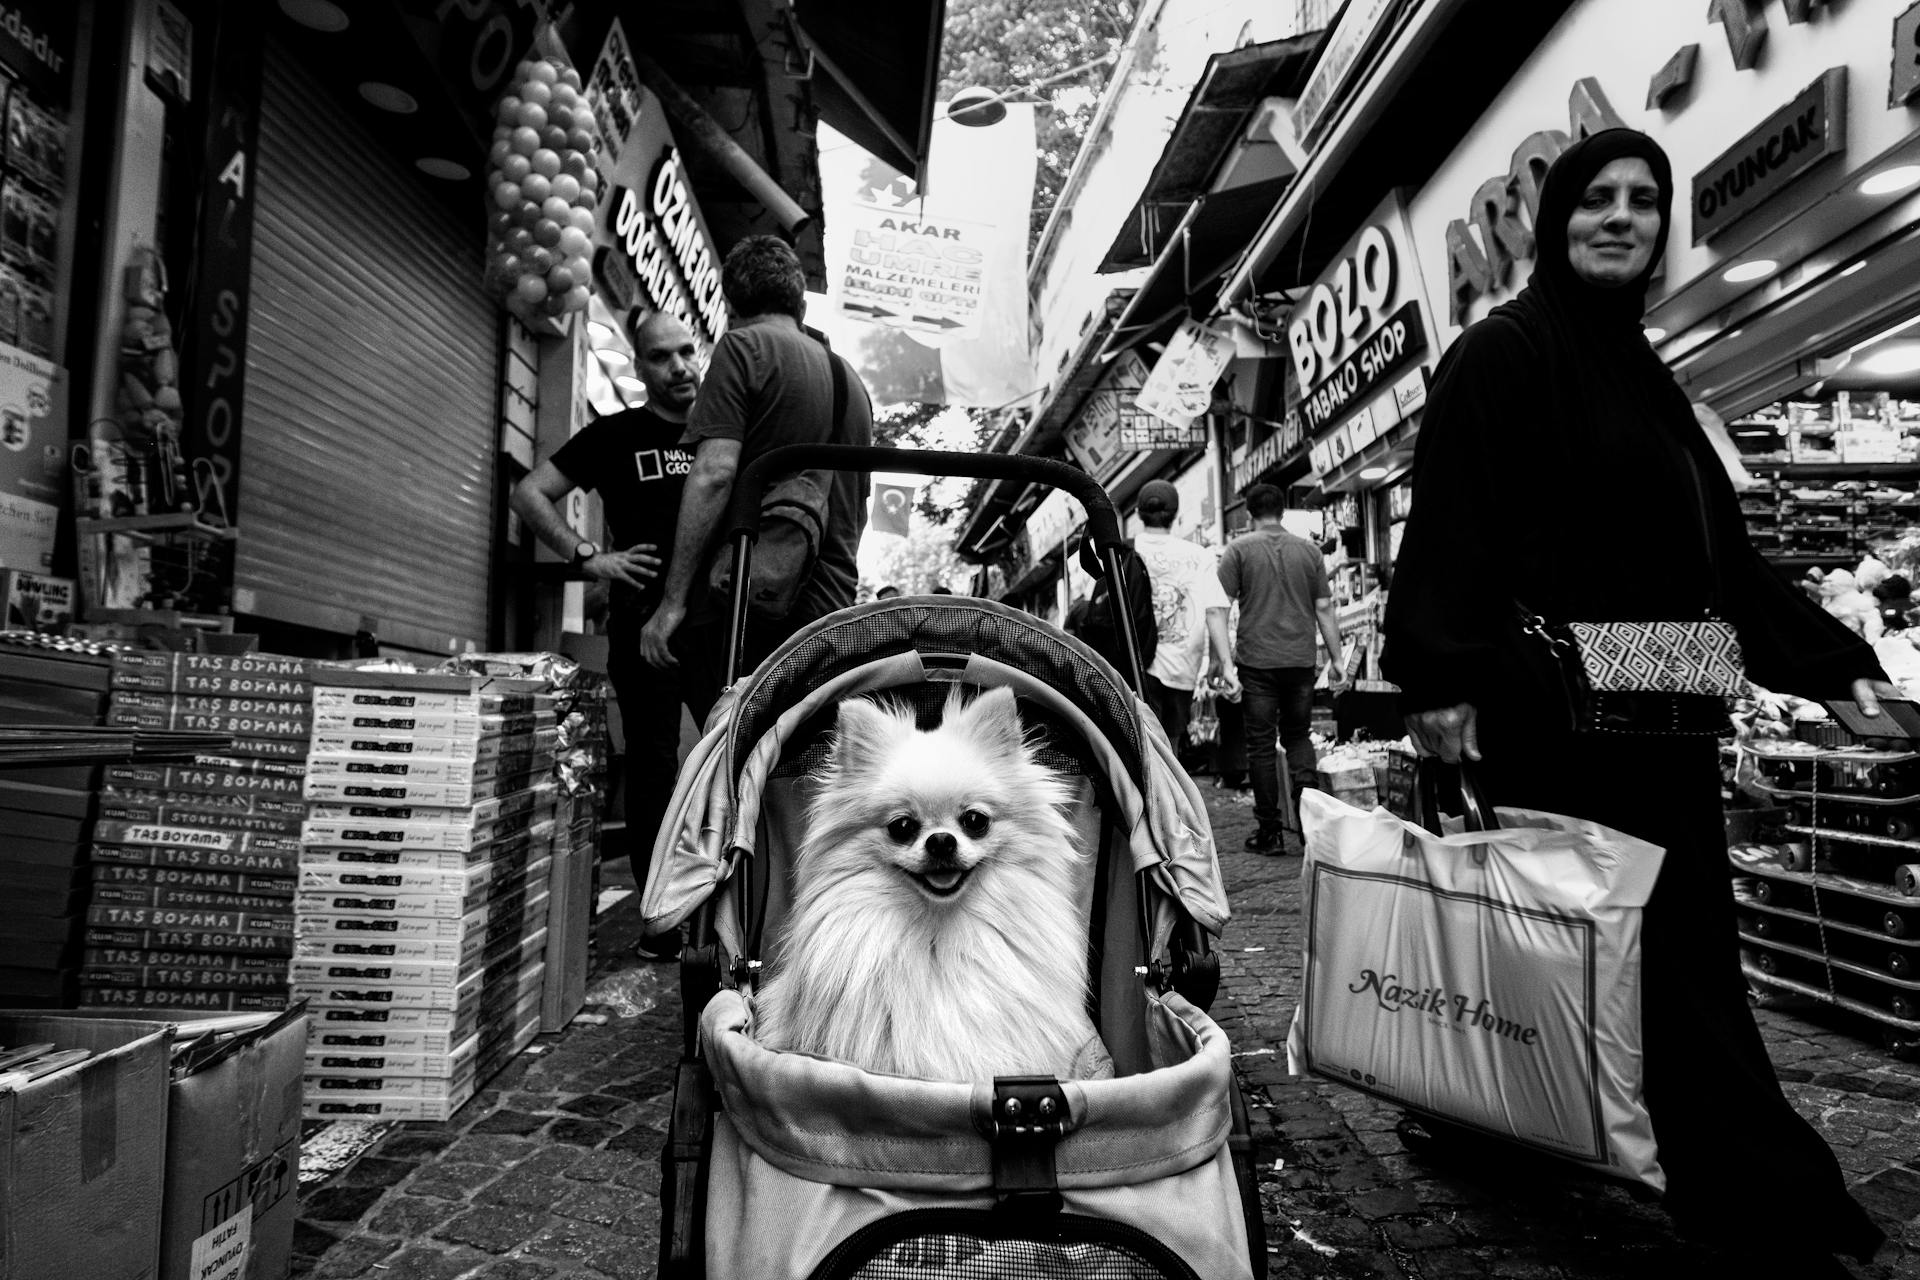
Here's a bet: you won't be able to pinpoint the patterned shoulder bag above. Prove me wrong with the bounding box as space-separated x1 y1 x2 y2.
1516 447 1743 736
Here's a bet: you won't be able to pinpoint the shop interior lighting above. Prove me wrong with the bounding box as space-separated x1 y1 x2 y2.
1841 261 1868 277
1860 344 1920 376
1643 326 1667 343
1860 165 1920 197
594 348 632 368
615 375 646 394
587 321 617 344
1722 259 1777 284
1357 466 1389 480
278 0 349 31
358 83 417 114
414 158 469 181
1846 313 1920 356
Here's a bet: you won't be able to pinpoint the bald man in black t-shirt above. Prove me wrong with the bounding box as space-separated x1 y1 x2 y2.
510 311 701 960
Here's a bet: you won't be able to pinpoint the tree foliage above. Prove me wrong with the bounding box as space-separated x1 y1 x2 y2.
938 0 1138 252
862 515 974 596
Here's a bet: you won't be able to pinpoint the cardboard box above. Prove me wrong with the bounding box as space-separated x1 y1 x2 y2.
61 1006 307 1280
0 568 71 630
0 1011 172 1280
541 831 594 1032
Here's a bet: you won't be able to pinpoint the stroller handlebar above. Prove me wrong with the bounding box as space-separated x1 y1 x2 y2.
726 445 1128 552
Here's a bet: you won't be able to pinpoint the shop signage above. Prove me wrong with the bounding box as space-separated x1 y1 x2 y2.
1064 351 1151 482
1690 68 1846 245
0 1 74 103
396 0 547 152
1299 302 1426 436
1231 409 1305 492
840 208 991 340
1895 3 1920 108
1025 487 1084 560
588 18 646 168
181 0 265 526
1292 0 1406 149
1133 319 1231 441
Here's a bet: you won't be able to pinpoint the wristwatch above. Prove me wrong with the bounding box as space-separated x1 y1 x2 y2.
569 540 600 569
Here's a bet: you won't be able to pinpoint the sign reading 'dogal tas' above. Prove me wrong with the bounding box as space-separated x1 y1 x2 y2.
839 207 990 340
1691 68 1846 245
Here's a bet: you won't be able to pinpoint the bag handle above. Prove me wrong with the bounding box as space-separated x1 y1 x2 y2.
1416 759 1499 833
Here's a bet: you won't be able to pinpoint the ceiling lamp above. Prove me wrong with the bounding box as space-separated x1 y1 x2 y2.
1357 465 1389 481
278 0 348 32
587 321 617 344
1722 259 1777 284
359 83 417 113
1841 261 1867 277
1643 326 1667 343
946 86 1008 128
1860 343 1920 376
1860 164 1920 197
414 158 469 181
595 348 632 368
615 375 646 394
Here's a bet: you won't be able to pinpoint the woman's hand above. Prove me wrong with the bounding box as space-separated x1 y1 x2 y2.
1406 704 1481 762
1851 677 1903 719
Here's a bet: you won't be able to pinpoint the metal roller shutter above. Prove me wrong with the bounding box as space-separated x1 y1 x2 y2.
236 37 497 655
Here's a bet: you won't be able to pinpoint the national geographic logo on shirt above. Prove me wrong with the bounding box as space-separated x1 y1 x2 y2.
634 448 692 482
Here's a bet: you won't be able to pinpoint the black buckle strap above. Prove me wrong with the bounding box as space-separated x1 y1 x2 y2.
986 1076 1069 1216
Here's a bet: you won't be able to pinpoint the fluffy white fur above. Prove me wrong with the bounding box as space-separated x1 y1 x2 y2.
751 685 1112 1082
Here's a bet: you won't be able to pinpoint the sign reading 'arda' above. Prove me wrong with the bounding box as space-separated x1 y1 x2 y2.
1690 67 1847 245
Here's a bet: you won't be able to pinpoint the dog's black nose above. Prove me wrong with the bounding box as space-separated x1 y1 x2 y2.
924 831 957 860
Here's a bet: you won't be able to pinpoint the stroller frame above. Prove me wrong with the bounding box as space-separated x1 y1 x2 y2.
651 447 1265 1279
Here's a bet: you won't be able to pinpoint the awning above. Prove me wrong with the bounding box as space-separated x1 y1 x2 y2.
1097 176 1292 361
1100 34 1321 273
1216 0 1576 305
794 0 945 183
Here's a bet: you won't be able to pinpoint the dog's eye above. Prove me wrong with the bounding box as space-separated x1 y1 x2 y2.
886 816 921 843
959 810 991 838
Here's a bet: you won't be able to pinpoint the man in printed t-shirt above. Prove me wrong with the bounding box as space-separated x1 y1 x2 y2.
1132 479 1238 750
509 310 700 960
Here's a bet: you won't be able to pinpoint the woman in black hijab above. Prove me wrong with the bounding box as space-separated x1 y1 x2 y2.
1383 129 1890 1272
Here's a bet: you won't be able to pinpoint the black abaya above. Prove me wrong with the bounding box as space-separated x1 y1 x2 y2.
1382 129 1886 1263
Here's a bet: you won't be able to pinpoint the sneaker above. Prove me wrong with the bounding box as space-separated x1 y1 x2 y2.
1243 825 1285 855
629 934 681 962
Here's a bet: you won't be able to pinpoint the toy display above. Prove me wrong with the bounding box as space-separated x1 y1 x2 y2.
483 57 600 324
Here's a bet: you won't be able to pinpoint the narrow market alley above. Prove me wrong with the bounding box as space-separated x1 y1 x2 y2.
289 783 1920 1280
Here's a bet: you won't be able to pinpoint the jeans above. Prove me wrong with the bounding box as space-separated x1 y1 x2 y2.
1143 676 1194 754
1240 665 1317 832
606 627 690 896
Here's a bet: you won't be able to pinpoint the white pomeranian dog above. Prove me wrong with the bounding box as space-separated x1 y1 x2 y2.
751 684 1113 1082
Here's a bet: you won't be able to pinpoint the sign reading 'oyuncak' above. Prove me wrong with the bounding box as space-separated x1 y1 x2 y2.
1690 68 1846 245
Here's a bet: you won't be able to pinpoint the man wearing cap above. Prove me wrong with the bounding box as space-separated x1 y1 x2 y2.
1131 479 1238 753
1217 483 1347 855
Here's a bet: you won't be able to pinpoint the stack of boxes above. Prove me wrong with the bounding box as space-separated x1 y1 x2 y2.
0 635 113 1007
295 667 559 1121
77 651 314 1011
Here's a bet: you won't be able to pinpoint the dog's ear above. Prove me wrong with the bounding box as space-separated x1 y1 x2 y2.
949 685 1025 759
832 697 905 772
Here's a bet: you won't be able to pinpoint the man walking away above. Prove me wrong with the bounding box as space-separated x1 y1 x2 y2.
509 311 701 959
1131 480 1237 750
639 236 873 718
1217 483 1346 855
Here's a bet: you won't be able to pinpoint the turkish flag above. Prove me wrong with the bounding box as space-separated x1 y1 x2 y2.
871 483 913 537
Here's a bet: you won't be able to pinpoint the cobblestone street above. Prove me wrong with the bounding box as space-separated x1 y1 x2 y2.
292 782 1920 1279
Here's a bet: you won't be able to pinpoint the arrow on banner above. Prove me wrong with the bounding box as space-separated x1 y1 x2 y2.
844 302 898 319
910 314 965 331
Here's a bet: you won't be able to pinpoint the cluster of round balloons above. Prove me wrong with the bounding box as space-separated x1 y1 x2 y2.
485 58 601 318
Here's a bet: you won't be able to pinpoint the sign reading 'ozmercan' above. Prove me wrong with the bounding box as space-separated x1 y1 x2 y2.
1691 68 1846 245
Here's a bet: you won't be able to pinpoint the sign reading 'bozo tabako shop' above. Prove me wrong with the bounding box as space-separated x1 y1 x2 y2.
1284 191 1433 482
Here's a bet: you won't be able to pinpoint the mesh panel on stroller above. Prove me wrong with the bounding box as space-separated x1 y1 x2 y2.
643 597 1264 1280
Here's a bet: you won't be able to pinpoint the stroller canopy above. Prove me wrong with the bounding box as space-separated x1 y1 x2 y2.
640 596 1231 962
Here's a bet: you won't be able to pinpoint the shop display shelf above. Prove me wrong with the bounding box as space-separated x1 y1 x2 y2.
1740 954 1920 1035
1728 851 1920 930
1734 881 1920 956
1737 928 1920 998
1747 462 1920 478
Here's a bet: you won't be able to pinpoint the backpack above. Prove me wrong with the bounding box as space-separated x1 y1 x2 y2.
1067 541 1157 680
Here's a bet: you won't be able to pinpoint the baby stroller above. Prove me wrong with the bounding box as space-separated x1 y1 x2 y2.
642 447 1266 1279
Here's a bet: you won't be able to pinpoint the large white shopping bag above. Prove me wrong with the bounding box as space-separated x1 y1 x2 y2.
1286 786 1668 1189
